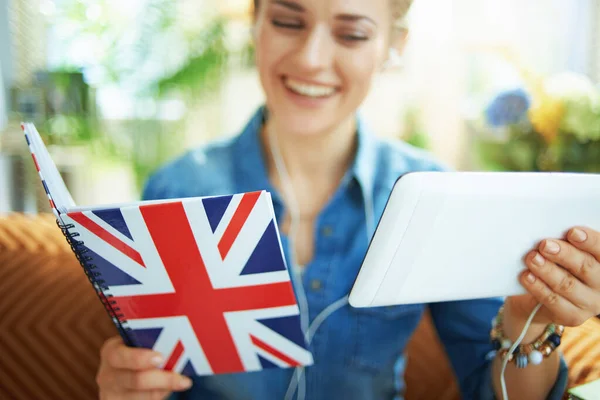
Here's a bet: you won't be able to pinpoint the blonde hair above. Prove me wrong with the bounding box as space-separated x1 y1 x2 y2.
252 0 413 31
390 0 413 31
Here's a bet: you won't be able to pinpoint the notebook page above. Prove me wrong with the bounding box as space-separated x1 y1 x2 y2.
25 122 75 212
22 123 76 215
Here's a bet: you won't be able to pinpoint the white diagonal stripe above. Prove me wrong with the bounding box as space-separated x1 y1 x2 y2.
183 193 289 289
118 206 174 295
228 305 301 319
150 322 182 366
225 312 262 371
83 211 136 249
183 198 226 287
254 346 289 368
221 192 273 276
213 193 243 240
174 353 191 374
250 320 314 366
224 305 312 372
219 271 291 288
63 213 147 284
127 316 213 375
177 319 212 376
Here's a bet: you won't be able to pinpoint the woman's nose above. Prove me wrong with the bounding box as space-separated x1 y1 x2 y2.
294 26 334 71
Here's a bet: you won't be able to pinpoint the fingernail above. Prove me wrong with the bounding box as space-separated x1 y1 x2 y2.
525 272 536 283
151 355 164 367
571 228 587 243
179 377 193 389
532 253 545 266
543 240 560 254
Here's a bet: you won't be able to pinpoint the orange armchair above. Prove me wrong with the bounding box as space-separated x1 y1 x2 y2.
0 213 599 400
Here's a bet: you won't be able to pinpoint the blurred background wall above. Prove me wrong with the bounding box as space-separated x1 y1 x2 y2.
0 0 599 214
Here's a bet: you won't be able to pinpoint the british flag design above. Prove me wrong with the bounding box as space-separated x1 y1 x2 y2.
60 191 313 376
22 121 312 377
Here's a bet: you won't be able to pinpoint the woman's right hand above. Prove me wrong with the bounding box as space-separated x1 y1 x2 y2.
97 336 194 400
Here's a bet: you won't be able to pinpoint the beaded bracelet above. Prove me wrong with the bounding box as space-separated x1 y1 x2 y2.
489 306 564 368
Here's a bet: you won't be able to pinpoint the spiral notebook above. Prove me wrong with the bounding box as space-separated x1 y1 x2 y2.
21 122 313 376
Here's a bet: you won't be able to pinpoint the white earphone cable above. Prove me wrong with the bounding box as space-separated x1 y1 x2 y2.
500 302 543 400
267 118 538 400
268 124 310 338
268 125 310 400
268 123 364 400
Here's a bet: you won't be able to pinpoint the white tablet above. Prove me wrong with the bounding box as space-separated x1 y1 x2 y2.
348 171 600 308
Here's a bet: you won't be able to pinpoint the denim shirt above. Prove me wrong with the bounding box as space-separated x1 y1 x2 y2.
142 107 568 400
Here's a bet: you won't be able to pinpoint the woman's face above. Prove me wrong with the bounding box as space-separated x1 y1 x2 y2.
253 0 392 136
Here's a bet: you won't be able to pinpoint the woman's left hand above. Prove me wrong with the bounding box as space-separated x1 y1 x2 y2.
508 226 600 328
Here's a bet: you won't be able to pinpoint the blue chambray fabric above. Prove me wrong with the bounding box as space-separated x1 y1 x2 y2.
143 106 568 400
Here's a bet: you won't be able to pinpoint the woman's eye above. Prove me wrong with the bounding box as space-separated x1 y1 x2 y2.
272 19 303 29
336 28 370 43
340 34 369 42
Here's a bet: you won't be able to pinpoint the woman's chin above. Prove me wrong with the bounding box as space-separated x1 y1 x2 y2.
269 104 342 137
274 116 335 137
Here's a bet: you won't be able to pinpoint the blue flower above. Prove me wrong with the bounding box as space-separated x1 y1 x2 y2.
485 88 531 127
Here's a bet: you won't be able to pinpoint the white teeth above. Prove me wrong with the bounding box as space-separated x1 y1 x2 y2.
284 78 336 98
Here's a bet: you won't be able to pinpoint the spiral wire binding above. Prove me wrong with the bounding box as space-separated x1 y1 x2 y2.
56 219 134 346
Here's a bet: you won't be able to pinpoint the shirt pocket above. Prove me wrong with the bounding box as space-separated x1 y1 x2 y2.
347 304 425 373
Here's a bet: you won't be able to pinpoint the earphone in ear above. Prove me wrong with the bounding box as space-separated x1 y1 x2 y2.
383 48 403 70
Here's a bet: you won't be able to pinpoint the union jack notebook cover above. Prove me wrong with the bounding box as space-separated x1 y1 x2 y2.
21 122 314 376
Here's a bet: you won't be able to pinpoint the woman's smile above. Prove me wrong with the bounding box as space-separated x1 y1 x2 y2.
281 76 341 108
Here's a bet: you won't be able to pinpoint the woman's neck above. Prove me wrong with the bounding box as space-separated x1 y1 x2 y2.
262 115 357 185
262 113 358 220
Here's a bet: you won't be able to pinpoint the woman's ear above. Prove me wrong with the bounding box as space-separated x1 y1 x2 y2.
251 2 266 42
383 28 409 70
392 27 409 56
250 0 260 41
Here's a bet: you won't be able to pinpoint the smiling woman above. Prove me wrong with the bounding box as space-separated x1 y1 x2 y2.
92 1 589 400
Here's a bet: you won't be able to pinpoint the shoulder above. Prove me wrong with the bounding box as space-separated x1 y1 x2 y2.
374 137 452 191
381 137 451 172
141 136 238 201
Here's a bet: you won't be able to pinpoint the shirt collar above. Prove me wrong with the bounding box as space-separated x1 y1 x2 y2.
233 105 379 203
234 106 278 199
351 110 379 199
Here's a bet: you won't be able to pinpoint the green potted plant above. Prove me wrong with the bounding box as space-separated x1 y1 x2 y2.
473 70 600 173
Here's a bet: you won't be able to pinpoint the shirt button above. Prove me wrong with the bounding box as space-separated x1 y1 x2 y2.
322 226 334 237
310 279 323 291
